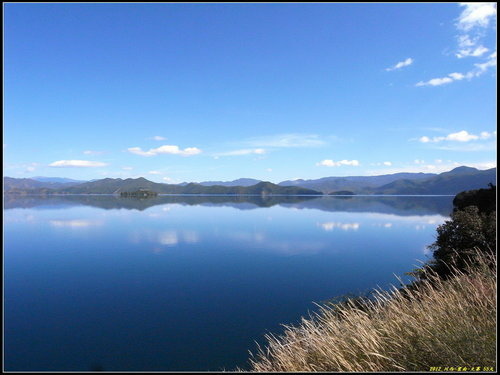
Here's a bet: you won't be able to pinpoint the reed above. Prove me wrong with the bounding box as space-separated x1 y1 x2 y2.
248 250 496 372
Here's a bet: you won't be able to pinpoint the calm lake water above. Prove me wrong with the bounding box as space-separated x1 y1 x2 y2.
4 194 454 371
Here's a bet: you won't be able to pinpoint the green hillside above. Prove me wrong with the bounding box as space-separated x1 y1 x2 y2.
4 177 322 196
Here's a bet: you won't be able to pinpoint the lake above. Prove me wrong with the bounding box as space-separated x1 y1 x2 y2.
4 194 454 371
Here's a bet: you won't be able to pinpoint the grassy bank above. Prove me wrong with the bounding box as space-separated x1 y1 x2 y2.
248 251 496 372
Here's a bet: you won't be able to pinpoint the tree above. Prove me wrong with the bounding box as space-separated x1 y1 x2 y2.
427 185 496 277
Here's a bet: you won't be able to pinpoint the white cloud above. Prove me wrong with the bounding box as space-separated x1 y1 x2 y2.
127 147 155 157
458 34 476 48
150 136 166 141
5 162 40 174
448 72 465 80
371 161 393 166
122 166 133 170
435 142 497 152
266 168 273 172
49 160 108 167
415 46 497 87
153 145 201 156
127 144 202 157
148 170 162 175
456 45 489 58
480 131 496 139
454 3 496 71
386 58 413 71
369 160 496 175
214 148 266 157
474 52 497 72
416 51 496 86
162 177 174 183
316 159 360 167
83 150 104 155
418 130 495 144
457 3 497 31
22 162 39 173
245 133 326 148
253 148 266 154
446 130 479 142
416 76 454 87
470 161 496 169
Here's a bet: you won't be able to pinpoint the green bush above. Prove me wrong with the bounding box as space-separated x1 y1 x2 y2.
427 185 496 277
428 206 496 277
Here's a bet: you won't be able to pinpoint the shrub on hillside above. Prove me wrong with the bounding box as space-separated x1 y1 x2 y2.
426 184 496 277
428 206 496 277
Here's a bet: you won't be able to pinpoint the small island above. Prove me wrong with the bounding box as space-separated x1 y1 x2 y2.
120 189 158 198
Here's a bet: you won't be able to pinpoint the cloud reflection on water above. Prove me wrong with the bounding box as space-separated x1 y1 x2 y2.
49 219 103 228
319 222 360 231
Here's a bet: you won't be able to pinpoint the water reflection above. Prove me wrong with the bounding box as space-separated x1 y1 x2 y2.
4 194 454 216
319 222 360 231
4 194 454 371
49 219 103 228
5 195 452 259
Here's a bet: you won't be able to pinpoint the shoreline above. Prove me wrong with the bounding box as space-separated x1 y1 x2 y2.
4 193 455 197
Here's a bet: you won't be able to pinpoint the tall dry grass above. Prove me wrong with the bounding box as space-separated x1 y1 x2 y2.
248 250 496 372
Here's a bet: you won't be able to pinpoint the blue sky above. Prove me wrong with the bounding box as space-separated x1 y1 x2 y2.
4 3 497 183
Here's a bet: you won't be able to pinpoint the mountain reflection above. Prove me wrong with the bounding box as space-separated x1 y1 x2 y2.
4 194 454 216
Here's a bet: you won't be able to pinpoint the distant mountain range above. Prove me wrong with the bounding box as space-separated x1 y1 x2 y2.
4 178 321 196
278 172 436 193
176 167 496 194
368 167 496 195
4 177 84 191
3 166 496 196
31 176 87 184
